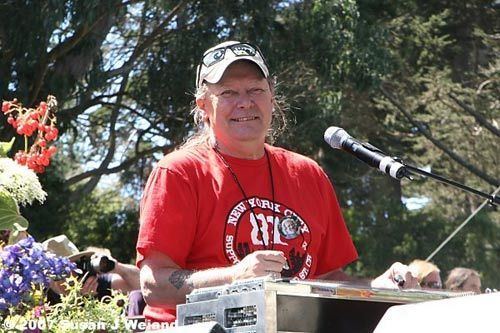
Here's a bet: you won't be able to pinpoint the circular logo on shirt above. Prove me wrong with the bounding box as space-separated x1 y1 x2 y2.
278 215 302 239
223 197 312 279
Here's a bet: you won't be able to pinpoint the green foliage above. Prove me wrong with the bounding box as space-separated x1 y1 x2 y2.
370 0 499 288
0 189 28 236
1 0 498 288
47 276 129 332
0 138 15 157
20 159 72 240
64 189 139 263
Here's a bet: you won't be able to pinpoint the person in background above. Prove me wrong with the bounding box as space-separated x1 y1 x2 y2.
408 259 442 289
86 246 147 316
136 40 418 323
445 267 482 294
43 235 142 308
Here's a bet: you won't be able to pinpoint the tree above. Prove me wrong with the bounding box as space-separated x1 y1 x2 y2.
369 1 499 287
1 0 498 287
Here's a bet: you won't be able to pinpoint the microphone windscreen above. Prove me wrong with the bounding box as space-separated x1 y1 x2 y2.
324 126 349 149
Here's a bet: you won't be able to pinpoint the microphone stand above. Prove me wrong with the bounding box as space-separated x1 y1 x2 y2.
399 161 499 206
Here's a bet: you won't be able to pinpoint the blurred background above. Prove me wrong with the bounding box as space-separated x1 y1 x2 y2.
0 0 498 288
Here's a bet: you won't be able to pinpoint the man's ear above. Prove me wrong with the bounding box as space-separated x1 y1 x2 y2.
196 97 205 110
195 97 210 122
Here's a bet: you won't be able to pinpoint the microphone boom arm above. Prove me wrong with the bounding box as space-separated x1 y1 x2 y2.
400 161 499 206
323 126 498 204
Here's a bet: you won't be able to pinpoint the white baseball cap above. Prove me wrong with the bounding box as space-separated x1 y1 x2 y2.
195 41 269 89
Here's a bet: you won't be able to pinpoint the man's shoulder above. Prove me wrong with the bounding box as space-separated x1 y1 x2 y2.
157 146 209 170
268 145 321 169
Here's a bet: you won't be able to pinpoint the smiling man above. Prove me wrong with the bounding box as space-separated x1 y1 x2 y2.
136 41 417 323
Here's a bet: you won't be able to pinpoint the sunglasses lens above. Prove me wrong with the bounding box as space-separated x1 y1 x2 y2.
230 43 256 56
203 48 226 67
202 43 259 68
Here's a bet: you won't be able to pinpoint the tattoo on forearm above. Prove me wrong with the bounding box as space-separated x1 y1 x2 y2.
169 270 193 290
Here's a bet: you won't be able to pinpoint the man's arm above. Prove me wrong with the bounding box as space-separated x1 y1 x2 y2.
139 249 287 308
109 262 141 292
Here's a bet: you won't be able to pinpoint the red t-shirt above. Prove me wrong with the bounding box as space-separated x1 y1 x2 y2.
136 144 358 322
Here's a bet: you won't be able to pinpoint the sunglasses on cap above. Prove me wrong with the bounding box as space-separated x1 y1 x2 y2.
201 42 265 67
196 42 269 88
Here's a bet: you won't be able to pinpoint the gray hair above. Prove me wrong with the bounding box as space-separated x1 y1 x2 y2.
179 77 287 150
445 267 480 291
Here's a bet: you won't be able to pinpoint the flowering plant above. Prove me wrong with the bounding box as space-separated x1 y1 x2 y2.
2 96 58 174
0 96 74 325
1 237 130 332
0 236 75 311
0 96 58 244
0 97 132 331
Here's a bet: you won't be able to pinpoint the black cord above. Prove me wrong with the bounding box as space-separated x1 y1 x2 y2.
213 147 276 250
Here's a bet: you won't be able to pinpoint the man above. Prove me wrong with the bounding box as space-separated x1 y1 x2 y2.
43 235 141 303
136 41 417 323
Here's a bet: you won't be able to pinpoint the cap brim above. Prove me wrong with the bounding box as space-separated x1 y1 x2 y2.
201 57 269 87
68 250 95 262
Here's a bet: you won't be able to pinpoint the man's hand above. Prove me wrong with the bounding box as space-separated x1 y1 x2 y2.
232 250 287 281
371 262 419 289
140 250 286 308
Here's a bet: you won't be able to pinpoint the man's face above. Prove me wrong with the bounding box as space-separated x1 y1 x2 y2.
197 61 273 151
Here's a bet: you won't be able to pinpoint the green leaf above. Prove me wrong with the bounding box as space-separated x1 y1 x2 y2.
0 137 15 157
0 190 29 231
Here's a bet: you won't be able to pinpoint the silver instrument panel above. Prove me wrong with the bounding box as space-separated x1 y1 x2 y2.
176 278 470 333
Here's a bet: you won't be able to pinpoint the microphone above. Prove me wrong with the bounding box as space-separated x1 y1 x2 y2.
324 126 407 180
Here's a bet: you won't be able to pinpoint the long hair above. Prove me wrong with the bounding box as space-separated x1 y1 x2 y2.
179 76 287 150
